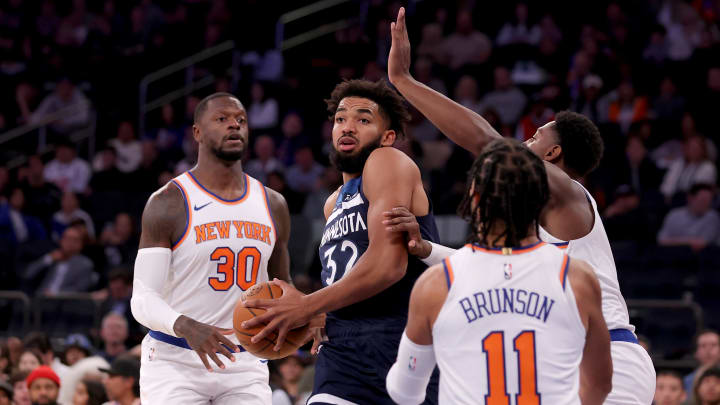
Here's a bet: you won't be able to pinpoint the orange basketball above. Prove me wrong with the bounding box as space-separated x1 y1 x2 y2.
233 282 310 360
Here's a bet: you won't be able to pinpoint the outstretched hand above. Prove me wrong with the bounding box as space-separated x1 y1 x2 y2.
388 7 412 85
384 207 432 258
241 278 316 352
173 315 239 372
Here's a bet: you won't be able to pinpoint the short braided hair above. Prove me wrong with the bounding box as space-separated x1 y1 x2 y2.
458 138 550 247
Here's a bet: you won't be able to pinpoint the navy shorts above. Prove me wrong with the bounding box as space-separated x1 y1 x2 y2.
310 318 439 405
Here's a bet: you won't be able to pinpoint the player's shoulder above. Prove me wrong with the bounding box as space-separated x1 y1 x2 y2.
363 146 420 180
324 187 341 220
410 263 449 311
567 256 601 296
147 180 185 210
141 180 186 232
263 185 288 210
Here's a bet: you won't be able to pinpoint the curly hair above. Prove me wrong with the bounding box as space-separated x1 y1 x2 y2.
325 79 411 139
458 138 550 247
553 111 604 177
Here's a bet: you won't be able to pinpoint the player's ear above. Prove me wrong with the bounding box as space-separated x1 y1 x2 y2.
545 144 562 161
380 129 396 146
192 124 202 143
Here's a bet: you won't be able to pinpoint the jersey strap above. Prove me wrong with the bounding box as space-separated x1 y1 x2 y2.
609 329 638 344
442 257 454 288
559 254 570 290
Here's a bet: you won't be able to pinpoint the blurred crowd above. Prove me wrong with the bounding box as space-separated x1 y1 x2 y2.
2 0 720 404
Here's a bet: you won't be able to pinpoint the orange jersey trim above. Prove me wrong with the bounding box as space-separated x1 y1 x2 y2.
186 172 251 205
170 180 192 250
442 257 454 288
258 178 277 245
559 254 570 290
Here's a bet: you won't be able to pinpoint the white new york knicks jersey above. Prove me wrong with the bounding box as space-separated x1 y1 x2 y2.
539 180 633 332
166 171 276 344
432 242 586 405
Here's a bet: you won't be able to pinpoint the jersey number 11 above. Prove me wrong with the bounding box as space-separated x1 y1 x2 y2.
482 330 540 405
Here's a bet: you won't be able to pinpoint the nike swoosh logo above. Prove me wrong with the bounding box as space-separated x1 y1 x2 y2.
193 202 212 211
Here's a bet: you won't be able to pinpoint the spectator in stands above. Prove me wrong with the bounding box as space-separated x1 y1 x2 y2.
481 66 527 126
0 380 11 405
653 76 685 125
5 337 22 371
99 268 143 345
658 184 720 251
271 353 304 405
416 23 445 65
246 135 284 184
453 75 483 113
413 57 447 96
99 213 137 269
153 104 183 153
606 81 649 134
496 3 541 47
301 167 342 220
51 191 94 242
660 136 717 202
26 366 60 405
0 187 47 246
694 67 720 137
23 333 54 368
43 139 91 194
56 357 109 405
89 148 127 193
655 370 687 405
617 135 664 195
9 370 30 405
98 314 128 363
99 356 140 405
643 24 669 65
659 1 703 62
19 156 61 226
18 350 42 373
72 379 107 405
0 343 10 381
515 99 554 141
248 82 279 131
23 78 90 136
135 140 168 192
695 367 720 405
277 112 309 166
685 330 720 395
286 146 324 193
442 10 492 70
108 122 141 174
21 226 95 295
70 219 105 274
62 335 93 367
266 171 305 214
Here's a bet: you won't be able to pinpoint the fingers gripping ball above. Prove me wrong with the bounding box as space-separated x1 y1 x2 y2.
233 282 309 360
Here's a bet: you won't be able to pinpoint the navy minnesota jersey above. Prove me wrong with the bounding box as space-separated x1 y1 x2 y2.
318 176 439 321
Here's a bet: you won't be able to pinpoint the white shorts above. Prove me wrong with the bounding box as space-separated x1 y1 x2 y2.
139 334 271 405
605 341 655 405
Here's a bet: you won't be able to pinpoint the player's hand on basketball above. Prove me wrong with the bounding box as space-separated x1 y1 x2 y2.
388 7 412 85
242 278 313 352
383 207 432 258
173 315 238 372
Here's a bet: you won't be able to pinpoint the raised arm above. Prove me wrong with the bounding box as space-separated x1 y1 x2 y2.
388 7 500 156
569 258 613 404
131 182 238 372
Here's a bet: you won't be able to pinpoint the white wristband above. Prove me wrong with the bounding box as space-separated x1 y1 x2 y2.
386 332 436 405
421 241 457 267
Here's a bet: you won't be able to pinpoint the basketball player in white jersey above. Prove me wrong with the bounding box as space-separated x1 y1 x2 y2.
385 8 655 404
130 93 317 404
386 138 612 404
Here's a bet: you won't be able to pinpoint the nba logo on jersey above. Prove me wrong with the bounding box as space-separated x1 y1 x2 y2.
408 356 417 371
503 262 512 279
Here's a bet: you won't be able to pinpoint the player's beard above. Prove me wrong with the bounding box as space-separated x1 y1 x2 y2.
330 136 382 174
211 142 244 162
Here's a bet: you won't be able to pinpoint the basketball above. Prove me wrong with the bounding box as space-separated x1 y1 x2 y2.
233 282 310 360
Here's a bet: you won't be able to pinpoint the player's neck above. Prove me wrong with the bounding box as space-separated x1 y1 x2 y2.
193 156 245 191
483 229 540 248
116 392 137 405
341 171 361 183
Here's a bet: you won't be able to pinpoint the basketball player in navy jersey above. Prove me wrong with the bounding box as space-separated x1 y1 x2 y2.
242 79 440 404
385 8 655 404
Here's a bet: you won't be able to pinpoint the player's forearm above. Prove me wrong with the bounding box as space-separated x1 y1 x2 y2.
307 248 408 315
391 76 500 156
579 377 612 405
130 248 183 336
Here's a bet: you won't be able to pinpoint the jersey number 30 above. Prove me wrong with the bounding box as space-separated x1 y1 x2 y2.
482 330 540 405
208 247 261 291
